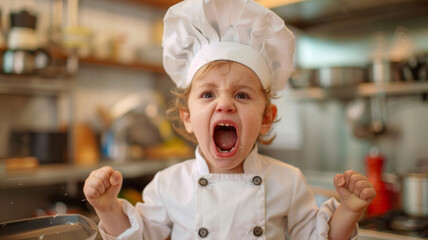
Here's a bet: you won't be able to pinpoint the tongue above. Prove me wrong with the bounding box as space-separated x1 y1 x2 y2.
214 128 237 151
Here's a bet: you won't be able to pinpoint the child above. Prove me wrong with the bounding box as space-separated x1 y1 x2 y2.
83 0 376 239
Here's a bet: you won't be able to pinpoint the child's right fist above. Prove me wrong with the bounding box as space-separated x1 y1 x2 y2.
83 166 123 211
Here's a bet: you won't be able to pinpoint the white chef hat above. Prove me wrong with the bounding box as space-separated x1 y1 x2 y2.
162 0 295 97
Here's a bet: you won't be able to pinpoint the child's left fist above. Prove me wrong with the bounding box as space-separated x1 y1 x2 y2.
334 170 376 213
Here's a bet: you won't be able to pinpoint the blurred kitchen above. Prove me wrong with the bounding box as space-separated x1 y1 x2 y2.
0 0 427 239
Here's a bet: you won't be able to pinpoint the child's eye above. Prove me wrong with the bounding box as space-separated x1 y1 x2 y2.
236 92 249 99
201 92 214 98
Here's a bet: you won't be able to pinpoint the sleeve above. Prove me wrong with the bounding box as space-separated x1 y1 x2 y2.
314 198 359 240
98 172 172 240
97 199 145 240
287 170 359 240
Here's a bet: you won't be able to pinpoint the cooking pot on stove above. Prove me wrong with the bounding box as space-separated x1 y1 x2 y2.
401 172 428 217
317 67 366 88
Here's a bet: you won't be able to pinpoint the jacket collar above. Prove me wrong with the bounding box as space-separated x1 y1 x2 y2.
193 145 261 178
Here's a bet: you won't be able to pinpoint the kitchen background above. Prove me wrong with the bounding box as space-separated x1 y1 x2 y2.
0 0 427 238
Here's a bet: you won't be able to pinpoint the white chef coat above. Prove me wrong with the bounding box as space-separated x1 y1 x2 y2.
99 146 358 239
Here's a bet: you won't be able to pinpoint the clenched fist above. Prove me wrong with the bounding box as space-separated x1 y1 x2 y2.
334 170 376 213
83 166 131 236
84 166 123 211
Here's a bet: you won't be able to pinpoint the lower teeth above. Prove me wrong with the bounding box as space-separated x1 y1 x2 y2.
217 147 234 153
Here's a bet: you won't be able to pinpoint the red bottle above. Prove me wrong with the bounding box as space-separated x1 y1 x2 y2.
365 147 391 217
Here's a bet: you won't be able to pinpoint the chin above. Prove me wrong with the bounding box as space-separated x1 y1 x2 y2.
210 149 245 173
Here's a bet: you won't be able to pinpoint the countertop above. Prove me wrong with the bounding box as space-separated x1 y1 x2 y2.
359 229 427 240
0 159 181 188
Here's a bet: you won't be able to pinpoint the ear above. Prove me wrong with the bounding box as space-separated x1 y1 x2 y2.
260 104 277 135
179 108 193 133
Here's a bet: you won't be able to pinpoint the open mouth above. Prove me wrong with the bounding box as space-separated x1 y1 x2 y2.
213 123 238 152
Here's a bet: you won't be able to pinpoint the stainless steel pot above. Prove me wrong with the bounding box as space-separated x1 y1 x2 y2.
317 67 366 88
402 173 428 217
369 60 402 83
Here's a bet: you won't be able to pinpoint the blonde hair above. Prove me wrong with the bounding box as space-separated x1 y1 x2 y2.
167 61 277 145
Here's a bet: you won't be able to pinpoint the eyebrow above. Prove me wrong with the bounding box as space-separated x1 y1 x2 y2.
195 81 259 92
233 83 258 92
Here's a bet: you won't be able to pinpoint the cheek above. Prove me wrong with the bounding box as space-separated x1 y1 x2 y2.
189 108 210 136
242 109 264 134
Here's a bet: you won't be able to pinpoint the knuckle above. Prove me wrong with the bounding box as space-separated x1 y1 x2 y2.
84 186 98 199
354 181 362 190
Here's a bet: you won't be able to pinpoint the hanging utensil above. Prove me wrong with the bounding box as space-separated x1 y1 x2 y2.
370 94 386 135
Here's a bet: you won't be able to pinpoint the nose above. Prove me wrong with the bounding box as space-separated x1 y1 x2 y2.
215 95 236 113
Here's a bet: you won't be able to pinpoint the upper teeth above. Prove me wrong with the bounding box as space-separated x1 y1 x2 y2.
218 123 232 127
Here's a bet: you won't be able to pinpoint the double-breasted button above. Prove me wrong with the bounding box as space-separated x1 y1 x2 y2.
252 176 262 185
253 226 264 237
198 177 208 187
198 227 209 238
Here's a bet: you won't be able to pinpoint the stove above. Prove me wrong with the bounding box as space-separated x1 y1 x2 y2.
359 210 428 239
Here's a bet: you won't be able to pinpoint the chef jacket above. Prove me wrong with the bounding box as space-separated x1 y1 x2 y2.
99 146 358 239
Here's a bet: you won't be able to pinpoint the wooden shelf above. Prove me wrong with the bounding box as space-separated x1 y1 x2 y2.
79 56 165 74
50 46 165 73
1 47 165 74
0 76 73 96
45 46 165 73
121 0 181 9
286 82 428 101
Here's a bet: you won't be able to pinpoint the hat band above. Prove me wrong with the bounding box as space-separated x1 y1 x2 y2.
186 42 270 89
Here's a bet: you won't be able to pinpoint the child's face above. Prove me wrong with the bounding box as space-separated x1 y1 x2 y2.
180 62 277 173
